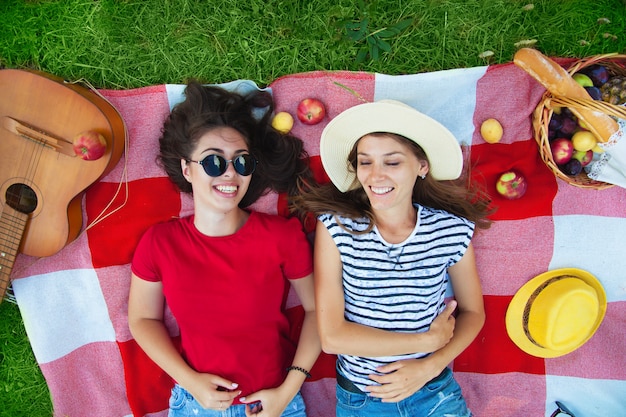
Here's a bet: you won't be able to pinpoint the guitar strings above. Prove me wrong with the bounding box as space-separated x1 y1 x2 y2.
1 130 44 303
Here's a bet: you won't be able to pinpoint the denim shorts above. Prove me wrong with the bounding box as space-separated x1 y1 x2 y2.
335 367 472 417
167 384 307 417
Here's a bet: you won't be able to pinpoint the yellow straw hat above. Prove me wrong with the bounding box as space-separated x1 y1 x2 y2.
505 268 607 358
319 100 463 192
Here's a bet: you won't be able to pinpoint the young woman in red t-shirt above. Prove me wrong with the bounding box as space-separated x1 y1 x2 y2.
128 82 320 417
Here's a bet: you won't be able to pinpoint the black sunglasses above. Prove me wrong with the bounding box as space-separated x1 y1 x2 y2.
550 401 576 417
188 154 257 177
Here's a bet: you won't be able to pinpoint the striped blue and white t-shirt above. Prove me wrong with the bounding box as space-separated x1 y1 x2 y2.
319 204 475 391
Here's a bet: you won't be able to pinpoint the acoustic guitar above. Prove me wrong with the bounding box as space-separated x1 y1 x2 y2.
0 69 126 302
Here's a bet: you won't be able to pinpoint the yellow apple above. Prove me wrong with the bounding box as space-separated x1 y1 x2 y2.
271 111 294 134
480 118 503 144
571 131 597 152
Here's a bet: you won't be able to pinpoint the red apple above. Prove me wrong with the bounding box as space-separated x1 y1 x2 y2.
572 149 593 167
73 130 107 161
496 170 527 200
550 138 574 165
297 98 326 125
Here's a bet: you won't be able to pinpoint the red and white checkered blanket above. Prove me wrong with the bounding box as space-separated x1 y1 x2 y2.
11 62 626 417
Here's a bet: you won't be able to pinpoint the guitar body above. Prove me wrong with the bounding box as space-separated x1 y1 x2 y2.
0 69 125 263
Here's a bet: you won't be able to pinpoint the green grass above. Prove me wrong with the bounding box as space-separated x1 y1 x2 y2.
1 0 625 415
1 0 625 89
0 301 52 417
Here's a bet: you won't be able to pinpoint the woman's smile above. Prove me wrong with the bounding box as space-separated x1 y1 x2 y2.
214 184 239 195
370 186 394 195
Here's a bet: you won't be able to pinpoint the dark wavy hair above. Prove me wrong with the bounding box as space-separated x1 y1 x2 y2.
159 81 312 208
292 132 494 231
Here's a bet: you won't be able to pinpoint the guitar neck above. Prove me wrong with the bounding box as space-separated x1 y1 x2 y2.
0 207 28 302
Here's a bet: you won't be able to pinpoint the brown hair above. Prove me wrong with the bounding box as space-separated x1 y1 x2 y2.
159 81 312 208
292 132 493 231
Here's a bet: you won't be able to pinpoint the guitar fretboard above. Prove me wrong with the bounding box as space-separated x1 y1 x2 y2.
0 206 28 302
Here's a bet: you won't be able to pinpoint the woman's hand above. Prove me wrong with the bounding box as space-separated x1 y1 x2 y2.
425 300 457 351
182 372 241 410
365 357 444 402
240 386 291 417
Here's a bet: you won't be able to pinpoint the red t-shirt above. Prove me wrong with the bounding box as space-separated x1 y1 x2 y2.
131 211 313 400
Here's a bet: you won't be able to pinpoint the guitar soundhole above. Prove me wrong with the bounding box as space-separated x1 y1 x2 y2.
5 183 38 214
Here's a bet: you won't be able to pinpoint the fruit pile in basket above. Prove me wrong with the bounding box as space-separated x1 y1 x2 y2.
514 48 626 189
547 65 626 177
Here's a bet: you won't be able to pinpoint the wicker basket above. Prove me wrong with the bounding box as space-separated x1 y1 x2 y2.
533 53 626 189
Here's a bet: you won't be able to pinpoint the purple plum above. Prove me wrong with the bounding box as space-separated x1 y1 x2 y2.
584 86 602 100
561 108 576 119
549 113 563 131
558 116 578 137
560 158 582 176
580 65 610 87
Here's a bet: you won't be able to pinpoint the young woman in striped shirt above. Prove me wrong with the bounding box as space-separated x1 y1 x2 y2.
293 100 492 417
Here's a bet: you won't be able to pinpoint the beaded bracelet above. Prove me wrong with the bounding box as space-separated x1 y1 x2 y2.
286 365 311 378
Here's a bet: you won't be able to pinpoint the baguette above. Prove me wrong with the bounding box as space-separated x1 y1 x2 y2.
514 48 618 142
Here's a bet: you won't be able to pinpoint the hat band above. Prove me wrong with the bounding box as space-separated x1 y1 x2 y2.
522 275 569 348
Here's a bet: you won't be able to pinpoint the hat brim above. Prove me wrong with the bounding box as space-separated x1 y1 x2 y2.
320 101 463 192
505 268 607 358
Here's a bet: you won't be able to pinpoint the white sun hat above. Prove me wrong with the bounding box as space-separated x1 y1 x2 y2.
319 100 463 192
